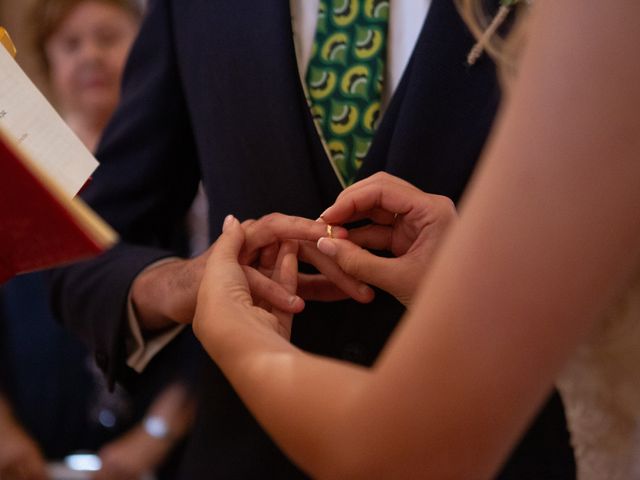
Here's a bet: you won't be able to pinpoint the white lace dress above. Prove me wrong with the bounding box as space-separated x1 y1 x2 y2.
557 272 640 479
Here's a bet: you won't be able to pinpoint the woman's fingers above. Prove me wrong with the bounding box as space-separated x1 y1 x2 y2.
321 172 420 224
243 266 304 313
318 207 397 226
215 214 248 262
296 273 351 302
200 215 253 307
299 241 375 303
316 237 406 301
347 224 394 251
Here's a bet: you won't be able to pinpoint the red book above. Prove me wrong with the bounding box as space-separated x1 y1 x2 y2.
0 131 116 284
0 28 116 283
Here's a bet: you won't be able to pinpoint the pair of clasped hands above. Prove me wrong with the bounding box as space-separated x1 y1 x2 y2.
184 173 456 351
133 173 455 346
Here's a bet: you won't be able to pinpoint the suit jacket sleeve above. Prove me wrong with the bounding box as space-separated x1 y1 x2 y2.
49 0 200 388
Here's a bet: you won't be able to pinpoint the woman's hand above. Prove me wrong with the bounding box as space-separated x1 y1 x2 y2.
193 215 301 368
317 172 457 306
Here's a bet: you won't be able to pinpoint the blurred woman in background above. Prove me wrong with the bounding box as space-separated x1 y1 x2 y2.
35 0 140 150
0 2 195 479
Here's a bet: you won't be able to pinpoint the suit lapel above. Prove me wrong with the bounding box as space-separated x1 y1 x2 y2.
178 0 340 215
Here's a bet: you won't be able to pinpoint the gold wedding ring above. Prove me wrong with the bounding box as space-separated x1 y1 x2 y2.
326 224 334 238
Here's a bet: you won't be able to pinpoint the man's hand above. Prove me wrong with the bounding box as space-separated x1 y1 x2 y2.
317 172 457 306
130 255 210 332
131 214 374 332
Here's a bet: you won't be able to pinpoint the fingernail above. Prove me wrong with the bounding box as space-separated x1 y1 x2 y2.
320 208 330 218
223 214 235 232
288 295 302 307
317 237 337 257
358 284 373 298
315 217 325 223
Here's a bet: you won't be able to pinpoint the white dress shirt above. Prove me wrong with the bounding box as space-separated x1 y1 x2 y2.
127 0 432 372
291 0 431 108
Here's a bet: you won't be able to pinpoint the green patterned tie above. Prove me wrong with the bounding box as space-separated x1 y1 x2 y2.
305 0 390 186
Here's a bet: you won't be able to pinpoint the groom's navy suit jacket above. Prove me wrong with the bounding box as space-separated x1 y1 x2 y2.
51 0 575 478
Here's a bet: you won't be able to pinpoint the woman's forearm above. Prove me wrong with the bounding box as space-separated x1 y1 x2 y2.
201 316 372 478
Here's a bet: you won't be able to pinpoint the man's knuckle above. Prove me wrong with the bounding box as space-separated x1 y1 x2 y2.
372 174 386 189
435 194 455 211
260 213 278 226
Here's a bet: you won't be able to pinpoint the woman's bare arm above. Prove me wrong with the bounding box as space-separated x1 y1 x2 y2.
194 1 640 478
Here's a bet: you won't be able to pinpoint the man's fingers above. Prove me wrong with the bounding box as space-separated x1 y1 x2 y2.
297 273 351 301
258 243 279 270
272 240 299 294
239 213 347 264
270 241 300 336
243 266 304 313
299 242 374 303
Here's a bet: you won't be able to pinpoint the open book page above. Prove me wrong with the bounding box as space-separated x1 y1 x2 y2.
0 38 98 198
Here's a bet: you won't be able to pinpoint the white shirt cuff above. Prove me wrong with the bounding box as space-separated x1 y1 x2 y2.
125 258 186 373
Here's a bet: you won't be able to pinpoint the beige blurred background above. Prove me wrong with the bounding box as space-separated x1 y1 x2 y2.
0 0 51 97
